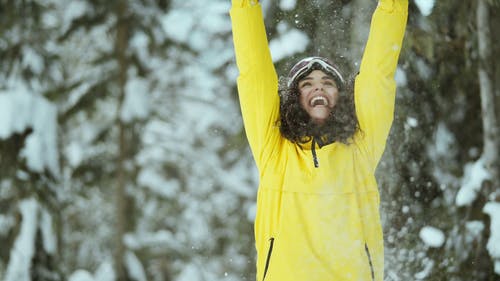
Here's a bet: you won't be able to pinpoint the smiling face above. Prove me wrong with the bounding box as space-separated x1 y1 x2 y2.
298 70 340 125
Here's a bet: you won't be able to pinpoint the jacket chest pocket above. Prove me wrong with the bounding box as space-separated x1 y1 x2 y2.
262 237 275 281
365 243 375 281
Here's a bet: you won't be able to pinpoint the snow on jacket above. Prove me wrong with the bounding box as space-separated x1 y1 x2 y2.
230 1 408 280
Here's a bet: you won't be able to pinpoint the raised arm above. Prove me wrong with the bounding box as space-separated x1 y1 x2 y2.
230 0 280 167
354 0 408 166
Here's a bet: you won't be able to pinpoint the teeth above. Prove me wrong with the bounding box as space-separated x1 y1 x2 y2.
310 96 328 107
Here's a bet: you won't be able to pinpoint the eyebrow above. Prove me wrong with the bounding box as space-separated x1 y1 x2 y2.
300 76 335 82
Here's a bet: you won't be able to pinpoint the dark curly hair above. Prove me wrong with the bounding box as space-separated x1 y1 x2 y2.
277 68 359 145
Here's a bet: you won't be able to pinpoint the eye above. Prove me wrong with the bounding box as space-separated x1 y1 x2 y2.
323 80 337 87
299 82 311 88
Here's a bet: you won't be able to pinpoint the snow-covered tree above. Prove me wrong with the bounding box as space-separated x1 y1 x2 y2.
1 0 499 280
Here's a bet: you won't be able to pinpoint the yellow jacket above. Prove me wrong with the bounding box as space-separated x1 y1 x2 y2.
230 1 407 280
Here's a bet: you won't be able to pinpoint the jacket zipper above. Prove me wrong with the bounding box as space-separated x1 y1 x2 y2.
311 138 319 168
262 237 275 281
365 243 375 281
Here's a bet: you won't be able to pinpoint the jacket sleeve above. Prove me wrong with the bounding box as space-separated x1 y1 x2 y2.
354 0 408 168
230 1 280 168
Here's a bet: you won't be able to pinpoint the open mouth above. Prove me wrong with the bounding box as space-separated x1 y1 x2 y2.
309 96 328 107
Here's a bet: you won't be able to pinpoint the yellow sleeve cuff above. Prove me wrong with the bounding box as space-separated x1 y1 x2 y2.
378 0 409 13
232 0 259 8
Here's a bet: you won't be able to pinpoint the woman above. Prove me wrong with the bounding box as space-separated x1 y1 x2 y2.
230 1 408 280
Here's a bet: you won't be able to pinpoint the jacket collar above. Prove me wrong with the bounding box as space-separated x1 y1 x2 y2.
300 135 334 150
300 135 335 168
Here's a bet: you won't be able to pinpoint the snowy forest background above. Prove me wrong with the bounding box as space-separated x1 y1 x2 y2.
0 0 499 280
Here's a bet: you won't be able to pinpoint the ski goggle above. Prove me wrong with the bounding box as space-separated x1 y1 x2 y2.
287 57 345 89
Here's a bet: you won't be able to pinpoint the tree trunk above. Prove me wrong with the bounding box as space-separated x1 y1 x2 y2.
114 0 129 279
477 0 499 181
477 1 499 276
